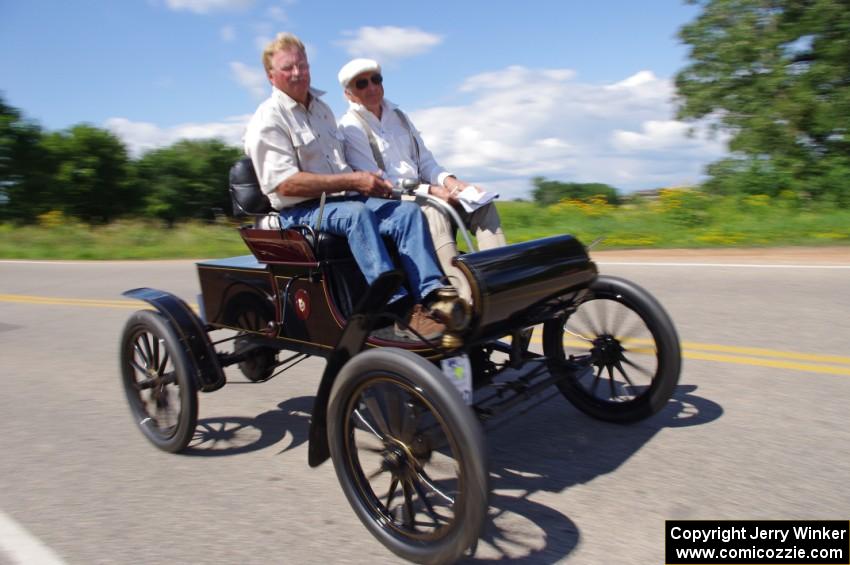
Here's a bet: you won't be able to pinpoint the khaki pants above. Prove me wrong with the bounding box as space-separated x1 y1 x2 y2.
417 199 506 302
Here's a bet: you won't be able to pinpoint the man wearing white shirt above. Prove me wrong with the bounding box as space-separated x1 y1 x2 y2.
244 35 452 339
337 58 506 302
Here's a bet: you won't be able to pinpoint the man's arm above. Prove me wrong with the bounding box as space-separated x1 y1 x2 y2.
402 115 450 187
277 170 392 198
400 115 483 198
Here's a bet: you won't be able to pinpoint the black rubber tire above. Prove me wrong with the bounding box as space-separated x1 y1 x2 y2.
328 348 488 565
543 275 681 423
120 310 198 452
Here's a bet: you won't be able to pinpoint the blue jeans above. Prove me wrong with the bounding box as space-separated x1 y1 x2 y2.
277 196 446 304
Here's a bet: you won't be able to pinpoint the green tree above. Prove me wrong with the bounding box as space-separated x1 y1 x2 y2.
43 125 136 223
0 95 52 222
133 139 241 225
531 176 620 206
676 0 850 206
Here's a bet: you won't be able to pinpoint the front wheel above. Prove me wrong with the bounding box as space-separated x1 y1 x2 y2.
543 275 681 423
120 310 198 452
327 348 488 564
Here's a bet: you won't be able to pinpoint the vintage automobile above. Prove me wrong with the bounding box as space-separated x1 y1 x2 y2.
119 158 681 564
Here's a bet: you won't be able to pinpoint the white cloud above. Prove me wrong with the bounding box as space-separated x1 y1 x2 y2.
612 120 693 152
220 25 236 42
266 5 287 22
337 26 442 63
105 115 251 156
165 0 254 13
230 61 268 100
407 68 727 198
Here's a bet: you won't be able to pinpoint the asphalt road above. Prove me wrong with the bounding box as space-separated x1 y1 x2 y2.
1 249 848 564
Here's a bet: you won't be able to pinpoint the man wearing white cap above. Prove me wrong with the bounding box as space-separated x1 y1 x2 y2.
337 58 506 302
243 34 453 339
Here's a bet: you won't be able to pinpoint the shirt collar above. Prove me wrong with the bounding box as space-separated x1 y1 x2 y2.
273 86 326 111
348 98 397 120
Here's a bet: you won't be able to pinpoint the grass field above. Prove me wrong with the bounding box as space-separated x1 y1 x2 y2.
1 193 848 260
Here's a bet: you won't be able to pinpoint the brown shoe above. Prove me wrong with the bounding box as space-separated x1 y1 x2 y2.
395 304 446 340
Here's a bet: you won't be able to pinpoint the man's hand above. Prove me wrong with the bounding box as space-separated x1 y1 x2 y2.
429 184 454 203
441 177 482 203
351 171 393 198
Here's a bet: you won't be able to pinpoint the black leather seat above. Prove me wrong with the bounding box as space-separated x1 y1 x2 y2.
230 157 272 216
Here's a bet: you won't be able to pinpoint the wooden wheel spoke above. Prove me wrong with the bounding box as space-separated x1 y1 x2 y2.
620 353 655 379
132 342 150 369
597 299 611 334
575 307 601 338
402 480 416 530
616 316 647 342
155 394 174 422
140 334 153 366
410 477 443 526
590 364 604 395
416 468 455 505
156 346 170 376
610 303 629 335
152 337 160 368
130 358 149 377
159 370 178 386
614 359 636 388
363 396 391 437
607 365 617 399
135 376 156 390
385 387 404 437
353 408 386 442
400 401 418 443
385 477 399 510
366 463 387 481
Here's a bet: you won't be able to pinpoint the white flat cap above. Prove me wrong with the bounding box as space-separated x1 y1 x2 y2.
338 58 381 88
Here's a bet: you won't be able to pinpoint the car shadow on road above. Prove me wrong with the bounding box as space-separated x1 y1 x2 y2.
182 395 313 457
459 383 723 563
179 384 721 564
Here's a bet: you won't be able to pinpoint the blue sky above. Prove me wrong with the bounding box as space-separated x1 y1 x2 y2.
0 0 727 198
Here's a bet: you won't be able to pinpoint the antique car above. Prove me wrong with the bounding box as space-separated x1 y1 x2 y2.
119 158 681 564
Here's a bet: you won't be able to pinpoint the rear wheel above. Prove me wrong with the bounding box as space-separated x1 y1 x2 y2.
328 348 488 564
120 310 198 452
233 298 278 382
543 275 680 422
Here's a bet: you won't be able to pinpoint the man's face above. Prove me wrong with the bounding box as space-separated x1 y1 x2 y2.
345 70 384 112
268 47 310 104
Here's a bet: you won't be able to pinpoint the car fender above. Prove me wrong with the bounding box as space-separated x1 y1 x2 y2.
123 287 226 393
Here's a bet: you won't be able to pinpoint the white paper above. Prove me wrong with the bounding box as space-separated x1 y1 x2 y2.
440 354 473 405
457 185 498 213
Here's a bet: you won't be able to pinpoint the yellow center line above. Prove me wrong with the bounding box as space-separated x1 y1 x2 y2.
0 293 197 311
622 336 850 365
525 333 850 367
0 293 143 308
2 293 847 375
683 351 850 376
520 332 850 375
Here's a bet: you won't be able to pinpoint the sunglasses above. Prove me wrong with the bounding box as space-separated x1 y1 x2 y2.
353 74 383 90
